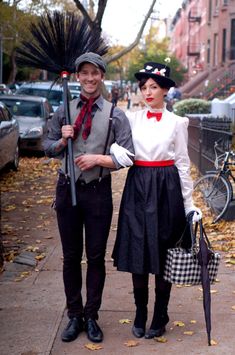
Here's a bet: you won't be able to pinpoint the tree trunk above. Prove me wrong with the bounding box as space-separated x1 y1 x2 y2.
7 48 17 84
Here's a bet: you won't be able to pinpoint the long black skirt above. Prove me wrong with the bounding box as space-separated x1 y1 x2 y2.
112 165 191 275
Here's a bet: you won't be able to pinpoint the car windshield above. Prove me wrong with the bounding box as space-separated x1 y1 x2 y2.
2 99 43 118
69 84 81 91
18 88 63 107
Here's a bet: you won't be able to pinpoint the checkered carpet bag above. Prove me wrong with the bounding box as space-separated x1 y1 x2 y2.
163 219 221 285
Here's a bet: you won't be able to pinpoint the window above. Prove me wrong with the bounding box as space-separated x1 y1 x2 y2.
213 33 218 66
0 107 5 122
207 39 211 64
222 29 227 62
208 0 212 22
0 105 11 122
2 100 43 118
230 19 235 60
214 0 219 16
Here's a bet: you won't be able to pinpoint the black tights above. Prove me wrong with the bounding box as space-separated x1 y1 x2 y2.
132 273 172 329
132 273 171 293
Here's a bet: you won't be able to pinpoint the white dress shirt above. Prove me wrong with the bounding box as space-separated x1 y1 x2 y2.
126 107 194 210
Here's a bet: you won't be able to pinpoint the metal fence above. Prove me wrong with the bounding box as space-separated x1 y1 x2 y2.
188 114 234 174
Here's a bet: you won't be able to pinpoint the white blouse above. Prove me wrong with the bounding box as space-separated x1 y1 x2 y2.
126 108 194 210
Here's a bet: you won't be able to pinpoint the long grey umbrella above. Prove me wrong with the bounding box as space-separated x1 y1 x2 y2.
197 220 213 346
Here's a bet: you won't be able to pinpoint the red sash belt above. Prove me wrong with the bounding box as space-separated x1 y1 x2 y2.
134 160 175 167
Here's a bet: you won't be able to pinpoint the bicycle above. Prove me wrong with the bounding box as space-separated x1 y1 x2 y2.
193 140 235 223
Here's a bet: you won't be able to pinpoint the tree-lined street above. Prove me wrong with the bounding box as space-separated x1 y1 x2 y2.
0 1 235 354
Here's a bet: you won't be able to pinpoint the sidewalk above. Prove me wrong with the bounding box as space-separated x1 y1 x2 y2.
1 171 235 355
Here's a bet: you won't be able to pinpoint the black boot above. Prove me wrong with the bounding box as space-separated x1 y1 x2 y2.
145 281 171 339
132 288 148 338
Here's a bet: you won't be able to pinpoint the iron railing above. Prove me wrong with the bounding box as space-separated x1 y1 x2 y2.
188 115 233 174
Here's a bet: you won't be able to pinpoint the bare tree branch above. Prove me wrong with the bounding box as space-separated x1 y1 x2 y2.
73 0 107 31
73 0 94 28
105 0 157 63
95 0 108 29
73 0 157 62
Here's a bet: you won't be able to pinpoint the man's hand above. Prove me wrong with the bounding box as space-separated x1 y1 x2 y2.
61 125 74 140
75 154 99 171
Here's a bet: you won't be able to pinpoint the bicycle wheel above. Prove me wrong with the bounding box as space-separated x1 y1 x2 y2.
193 173 232 223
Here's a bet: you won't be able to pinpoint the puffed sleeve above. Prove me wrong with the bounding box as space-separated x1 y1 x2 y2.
174 116 194 210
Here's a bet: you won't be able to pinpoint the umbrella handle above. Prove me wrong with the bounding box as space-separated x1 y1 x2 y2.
199 220 212 249
62 74 77 207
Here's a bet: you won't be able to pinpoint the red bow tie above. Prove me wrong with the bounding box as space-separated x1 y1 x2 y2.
147 111 162 121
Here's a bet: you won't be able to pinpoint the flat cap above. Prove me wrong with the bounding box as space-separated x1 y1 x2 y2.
75 52 106 73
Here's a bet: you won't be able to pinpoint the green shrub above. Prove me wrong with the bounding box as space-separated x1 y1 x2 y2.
173 99 211 117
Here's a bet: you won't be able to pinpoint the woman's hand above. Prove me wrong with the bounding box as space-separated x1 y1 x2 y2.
110 142 134 167
185 206 202 223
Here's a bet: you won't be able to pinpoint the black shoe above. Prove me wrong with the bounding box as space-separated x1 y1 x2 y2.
85 318 103 343
61 317 84 342
132 325 145 338
144 326 166 339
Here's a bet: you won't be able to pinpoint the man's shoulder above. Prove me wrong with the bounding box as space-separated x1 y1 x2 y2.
100 98 124 117
102 97 113 107
112 105 129 120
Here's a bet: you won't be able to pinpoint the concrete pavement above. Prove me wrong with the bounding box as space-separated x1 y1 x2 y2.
1 169 235 355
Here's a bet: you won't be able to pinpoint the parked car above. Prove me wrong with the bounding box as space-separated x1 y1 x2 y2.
104 80 116 95
102 80 119 101
0 84 12 95
7 83 21 93
15 81 65 111
0 95 53 152
68 81 81 99
0 101 20 171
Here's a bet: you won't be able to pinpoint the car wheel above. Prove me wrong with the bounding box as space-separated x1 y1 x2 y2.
11 142 20 171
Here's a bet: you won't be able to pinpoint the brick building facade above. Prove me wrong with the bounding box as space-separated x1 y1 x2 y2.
169 0 235 98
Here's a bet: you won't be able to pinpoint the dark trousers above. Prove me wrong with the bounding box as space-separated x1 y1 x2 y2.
56 174 113 320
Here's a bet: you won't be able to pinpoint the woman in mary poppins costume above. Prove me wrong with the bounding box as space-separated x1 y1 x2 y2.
111 61 202 339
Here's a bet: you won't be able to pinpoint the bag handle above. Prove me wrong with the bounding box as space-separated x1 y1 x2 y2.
175 217 212 253
175 214 196 250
